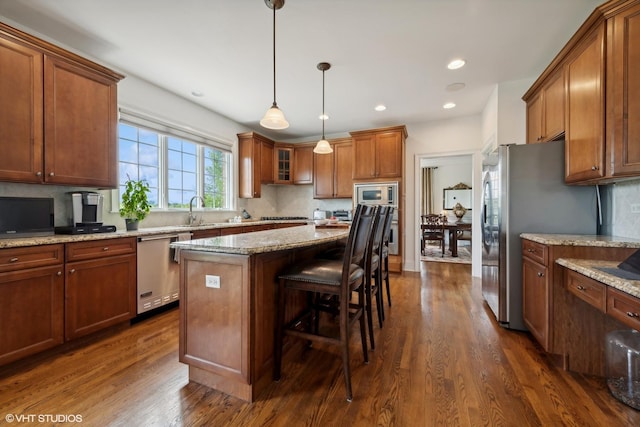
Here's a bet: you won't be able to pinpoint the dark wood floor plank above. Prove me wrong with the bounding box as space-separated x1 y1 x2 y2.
1 261 639 426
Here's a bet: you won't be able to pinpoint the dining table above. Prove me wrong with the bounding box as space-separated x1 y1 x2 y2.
421 220 471 257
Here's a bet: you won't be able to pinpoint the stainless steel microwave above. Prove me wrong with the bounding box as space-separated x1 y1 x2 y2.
354 182 398 207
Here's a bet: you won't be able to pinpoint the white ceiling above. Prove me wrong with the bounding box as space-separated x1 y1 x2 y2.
0 0 602 141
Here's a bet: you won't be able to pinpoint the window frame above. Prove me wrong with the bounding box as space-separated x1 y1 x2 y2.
114 108 235 213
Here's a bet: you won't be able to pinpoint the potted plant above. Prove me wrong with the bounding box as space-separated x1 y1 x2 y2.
119 178 151 231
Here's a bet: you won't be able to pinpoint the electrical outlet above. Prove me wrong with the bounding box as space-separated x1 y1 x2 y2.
205 275 220 288
631 203 640 214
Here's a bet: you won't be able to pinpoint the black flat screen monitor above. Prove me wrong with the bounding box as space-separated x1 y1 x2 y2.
0 197 54 238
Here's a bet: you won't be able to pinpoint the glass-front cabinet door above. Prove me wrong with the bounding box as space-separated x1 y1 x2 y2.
274 147 293 184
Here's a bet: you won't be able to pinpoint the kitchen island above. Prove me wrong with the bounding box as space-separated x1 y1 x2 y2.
170 225 349 402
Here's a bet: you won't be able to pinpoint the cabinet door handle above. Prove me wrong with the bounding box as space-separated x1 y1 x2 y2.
69 269 76 274
9 257 19 263
576 285 586 291
57 271 62 276
626 312 639 318
103 247 109 251
36 171 42 177
591 165 599 171
537 272 544 277
49 172 55 177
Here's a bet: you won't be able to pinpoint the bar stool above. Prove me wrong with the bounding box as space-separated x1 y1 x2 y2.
273 204 375 401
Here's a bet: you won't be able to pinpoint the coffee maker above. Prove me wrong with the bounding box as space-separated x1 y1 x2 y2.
54 192 116 234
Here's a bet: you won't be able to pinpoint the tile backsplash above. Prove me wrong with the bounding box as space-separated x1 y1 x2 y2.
609 178 640 239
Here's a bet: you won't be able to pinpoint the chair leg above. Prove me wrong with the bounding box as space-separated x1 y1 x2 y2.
358 285 369 366
364 276 375 350
375 267 384 326
384 256 391 307
341 292 354 402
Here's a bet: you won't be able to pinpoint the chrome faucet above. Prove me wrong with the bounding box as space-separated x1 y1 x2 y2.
188 196 205 225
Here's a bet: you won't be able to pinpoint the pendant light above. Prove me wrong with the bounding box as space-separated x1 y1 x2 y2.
260 0 289 130
313 62 333 154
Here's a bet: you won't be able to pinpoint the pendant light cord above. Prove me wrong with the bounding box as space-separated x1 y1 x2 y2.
272 5 277 107
322 68 325 138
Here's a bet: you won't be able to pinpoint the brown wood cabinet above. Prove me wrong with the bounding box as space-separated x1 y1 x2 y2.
273 146 293 184
313 139 353 199
0 22 123 187
350 126 406 180
525 0 640 184
0 245 64 366
525 68 565 144
522 240 550 350
238 132 275 198
607 1 640 178
565 23 606 183
293 145 313 184
64 238 136 340
521 237 636 356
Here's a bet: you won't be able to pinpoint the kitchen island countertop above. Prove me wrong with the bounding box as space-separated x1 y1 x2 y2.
170 224 349 255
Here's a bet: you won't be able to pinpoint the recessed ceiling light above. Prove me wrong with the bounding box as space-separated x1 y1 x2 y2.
443 102 456 109
447 59 466 70
446 82 466 92
374 104 386 112
191 90 204 97
319 113 329 120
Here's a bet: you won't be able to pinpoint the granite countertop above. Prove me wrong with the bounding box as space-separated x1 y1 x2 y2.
0 220 311 249
521 233 640 248
556 258 640 299
170 224 349 255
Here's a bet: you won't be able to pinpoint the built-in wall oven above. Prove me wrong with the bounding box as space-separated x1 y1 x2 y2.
354 182 399 255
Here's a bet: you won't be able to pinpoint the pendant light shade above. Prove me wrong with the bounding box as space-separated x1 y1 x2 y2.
314 62 333 154
261 0 289 130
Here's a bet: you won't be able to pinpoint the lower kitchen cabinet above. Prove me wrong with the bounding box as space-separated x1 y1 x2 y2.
0 265 64 366
65 238 136 340
521 237 637 355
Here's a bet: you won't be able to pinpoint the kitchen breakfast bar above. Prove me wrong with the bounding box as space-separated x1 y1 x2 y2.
170 224 349 402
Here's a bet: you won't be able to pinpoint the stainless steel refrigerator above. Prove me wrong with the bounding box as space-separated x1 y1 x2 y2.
480 140 598 330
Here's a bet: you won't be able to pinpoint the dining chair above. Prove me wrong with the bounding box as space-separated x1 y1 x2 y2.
273 204 375 402
364 206 387 349
380 207 394 307
421 214 445 256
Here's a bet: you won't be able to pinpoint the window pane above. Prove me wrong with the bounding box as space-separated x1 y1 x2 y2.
183 153 196 173
139 143 158 167
139 165 158 188
167 137 182 151
168 149 182 170
119 139 137 163
118 123 137 141
139 129 158 145
183 171 196 191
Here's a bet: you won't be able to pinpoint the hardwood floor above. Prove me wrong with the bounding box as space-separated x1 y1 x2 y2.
1 262 639 426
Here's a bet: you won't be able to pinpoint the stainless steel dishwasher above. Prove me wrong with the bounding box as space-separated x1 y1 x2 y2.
137 232 191 314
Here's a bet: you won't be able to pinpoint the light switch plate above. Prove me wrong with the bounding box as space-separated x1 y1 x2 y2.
205 275 220 288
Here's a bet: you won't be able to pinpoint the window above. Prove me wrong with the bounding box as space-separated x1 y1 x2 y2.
117 109 233 211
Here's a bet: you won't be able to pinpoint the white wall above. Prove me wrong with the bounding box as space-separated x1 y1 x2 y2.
405 115 482 273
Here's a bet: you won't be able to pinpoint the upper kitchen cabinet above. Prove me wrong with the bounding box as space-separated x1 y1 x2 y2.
238 132 275 198
565 23 606 183
607 1 640 178
524 0 640 184
524 67 565 144
293 144 313 184
313 139 353 199
350 125 407 181
0 23 124 188
273 145 293 184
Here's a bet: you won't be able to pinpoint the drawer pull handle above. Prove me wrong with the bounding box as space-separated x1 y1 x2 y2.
576 285 586 291
9 257 19 263
626 312 639 318
537 272 544 277
527 248 534 252
103 247 109 251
